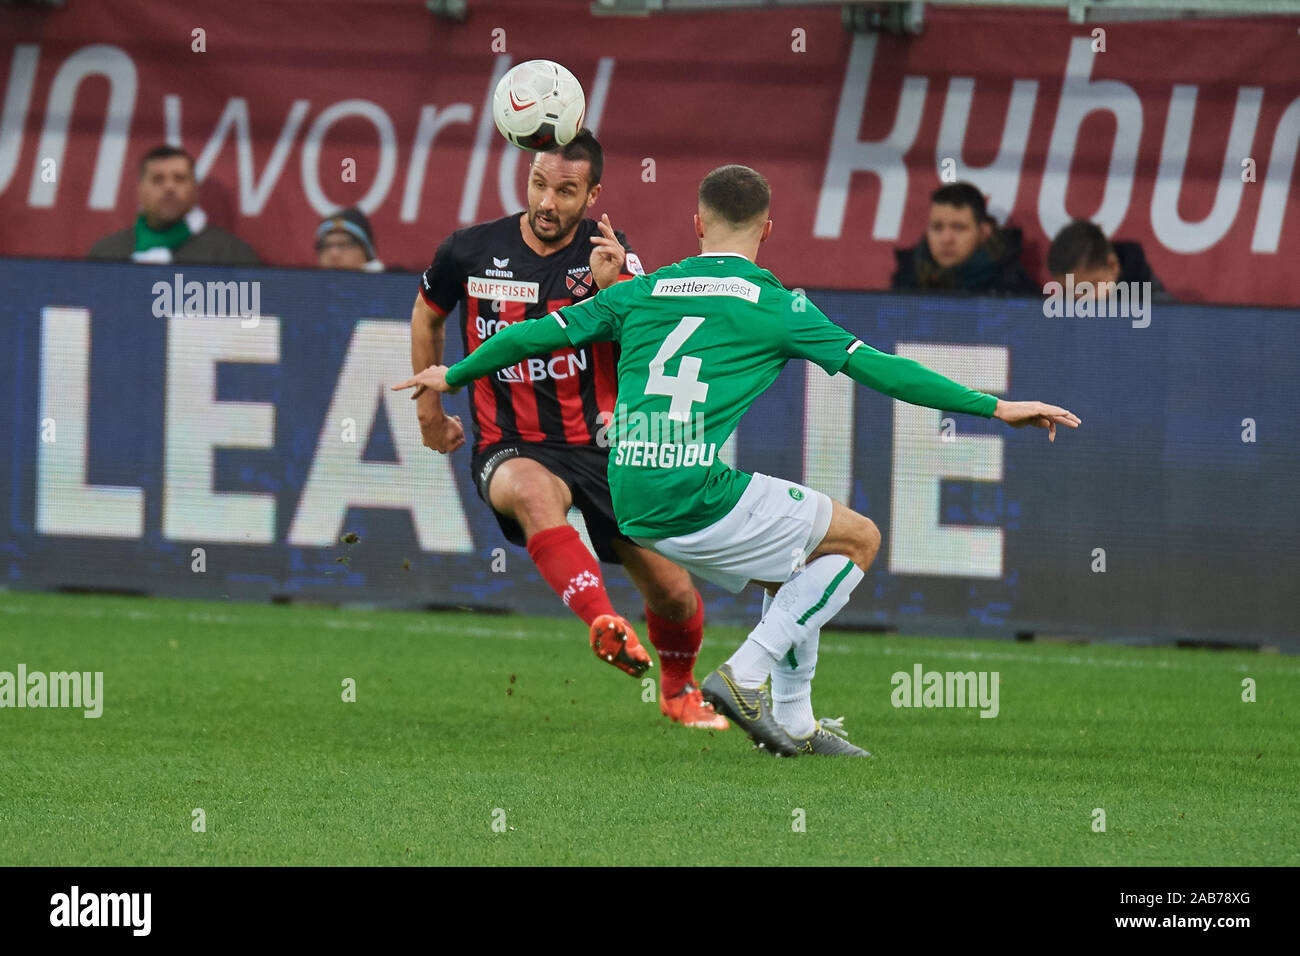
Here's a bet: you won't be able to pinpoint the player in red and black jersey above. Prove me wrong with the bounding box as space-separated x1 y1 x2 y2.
409 130 727 730
419 198 624 454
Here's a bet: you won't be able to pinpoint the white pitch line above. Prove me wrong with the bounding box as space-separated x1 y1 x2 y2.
864 644 1295 675
0 601 537 640
693 637 1300 675
3 601 1296 673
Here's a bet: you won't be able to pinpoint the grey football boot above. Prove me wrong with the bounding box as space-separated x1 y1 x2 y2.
791 717 873 757
700 664 800 757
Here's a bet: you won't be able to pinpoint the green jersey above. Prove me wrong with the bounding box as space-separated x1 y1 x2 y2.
553 255 857 536
445 253 998 539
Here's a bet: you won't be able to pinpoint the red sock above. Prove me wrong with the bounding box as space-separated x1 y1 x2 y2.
525 526 616 627
645 589 704 698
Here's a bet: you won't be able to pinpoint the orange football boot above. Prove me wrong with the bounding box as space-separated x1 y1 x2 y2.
660 682 730 730
589 614 653 678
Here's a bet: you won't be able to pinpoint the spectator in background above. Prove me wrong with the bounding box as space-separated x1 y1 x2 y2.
88 145 259 266
891 182 1036 295
1047 219 1175 303
315 207 385 272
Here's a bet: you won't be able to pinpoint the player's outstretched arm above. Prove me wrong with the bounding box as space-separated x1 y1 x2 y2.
393 364 458 395
840 343 1079 440
391 313 573 396
991 399 1081 442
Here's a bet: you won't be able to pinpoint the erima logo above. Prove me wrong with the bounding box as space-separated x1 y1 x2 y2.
493 257 509 268
788 488 804 501
50 886 151 936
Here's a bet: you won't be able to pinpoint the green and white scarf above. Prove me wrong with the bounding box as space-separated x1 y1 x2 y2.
131 207 208 263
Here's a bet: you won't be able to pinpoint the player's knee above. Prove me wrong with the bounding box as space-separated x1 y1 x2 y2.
496 476 565 529
513 497 565 539
645 581 697 622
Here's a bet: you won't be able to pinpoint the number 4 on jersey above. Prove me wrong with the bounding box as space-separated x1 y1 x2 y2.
646 315 709 422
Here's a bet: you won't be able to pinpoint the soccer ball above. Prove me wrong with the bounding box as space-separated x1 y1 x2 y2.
493 59 586 152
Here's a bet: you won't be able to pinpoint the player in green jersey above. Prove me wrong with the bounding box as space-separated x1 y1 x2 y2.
394 165 1080 757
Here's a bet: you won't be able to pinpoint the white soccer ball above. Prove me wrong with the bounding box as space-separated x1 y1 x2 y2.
493 59 586 152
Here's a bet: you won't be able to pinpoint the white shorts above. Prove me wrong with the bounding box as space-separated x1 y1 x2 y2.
631 472 834 594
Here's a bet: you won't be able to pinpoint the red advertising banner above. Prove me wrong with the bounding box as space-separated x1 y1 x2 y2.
1 0 1298 305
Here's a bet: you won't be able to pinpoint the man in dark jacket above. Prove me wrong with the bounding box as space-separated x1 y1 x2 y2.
891 182 1037 295
1047 219 1176 304
88 145 260 266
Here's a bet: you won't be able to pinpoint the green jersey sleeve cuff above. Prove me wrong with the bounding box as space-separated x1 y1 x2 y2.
445 363 470 389
552 306 583 349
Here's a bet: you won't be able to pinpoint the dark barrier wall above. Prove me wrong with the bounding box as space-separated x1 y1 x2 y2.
2 260 1296 648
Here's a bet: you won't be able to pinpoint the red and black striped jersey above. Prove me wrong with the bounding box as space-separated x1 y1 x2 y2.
419 213 644 452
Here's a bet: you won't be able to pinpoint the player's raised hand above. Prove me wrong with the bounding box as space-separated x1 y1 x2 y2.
589 213 626 289
391 364 460 395
993 400 1081 442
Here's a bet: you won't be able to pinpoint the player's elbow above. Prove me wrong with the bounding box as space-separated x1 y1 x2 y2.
849 516 882 571
411 293 446 329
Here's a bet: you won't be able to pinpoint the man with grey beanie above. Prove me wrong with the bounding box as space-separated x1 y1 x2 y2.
316 207 384 272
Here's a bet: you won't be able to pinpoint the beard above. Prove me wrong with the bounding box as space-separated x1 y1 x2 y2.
527 206 579 244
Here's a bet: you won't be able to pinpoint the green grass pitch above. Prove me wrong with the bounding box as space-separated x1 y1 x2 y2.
1 591 1296 866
